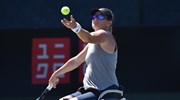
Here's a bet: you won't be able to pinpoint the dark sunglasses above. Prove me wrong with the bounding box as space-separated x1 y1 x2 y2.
92 14 106 20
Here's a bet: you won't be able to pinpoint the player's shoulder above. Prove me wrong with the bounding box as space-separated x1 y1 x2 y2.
92 29 108 36
96 29 107 33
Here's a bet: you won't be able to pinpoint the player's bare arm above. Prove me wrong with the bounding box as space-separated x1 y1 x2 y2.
61 15 115 53
48 44 88 88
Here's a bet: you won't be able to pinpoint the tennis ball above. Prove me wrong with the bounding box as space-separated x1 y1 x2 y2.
61 6 70 15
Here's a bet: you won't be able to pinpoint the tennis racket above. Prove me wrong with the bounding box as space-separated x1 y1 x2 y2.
36 83 53 100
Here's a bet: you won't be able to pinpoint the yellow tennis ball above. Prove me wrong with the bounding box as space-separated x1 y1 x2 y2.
61 6 70 15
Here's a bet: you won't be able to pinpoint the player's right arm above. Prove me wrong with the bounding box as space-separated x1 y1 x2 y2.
49 44 89 88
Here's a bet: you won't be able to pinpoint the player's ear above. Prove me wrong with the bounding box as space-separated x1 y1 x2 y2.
108 20 112 27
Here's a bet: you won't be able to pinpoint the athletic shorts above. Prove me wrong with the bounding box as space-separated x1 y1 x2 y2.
69 85 120 100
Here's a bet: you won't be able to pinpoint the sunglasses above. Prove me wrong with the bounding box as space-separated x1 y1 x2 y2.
92 14 106 20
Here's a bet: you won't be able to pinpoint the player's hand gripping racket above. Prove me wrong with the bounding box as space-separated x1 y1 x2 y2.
36 79 59 100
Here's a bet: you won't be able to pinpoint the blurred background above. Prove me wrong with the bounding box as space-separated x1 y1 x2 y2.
1 0 180 100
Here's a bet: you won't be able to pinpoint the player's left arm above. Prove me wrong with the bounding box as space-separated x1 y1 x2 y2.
61 15 108 44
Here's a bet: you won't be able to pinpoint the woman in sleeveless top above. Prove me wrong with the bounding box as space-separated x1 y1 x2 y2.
49 8 120 100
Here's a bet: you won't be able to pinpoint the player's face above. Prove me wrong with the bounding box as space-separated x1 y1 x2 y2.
92 12 110 31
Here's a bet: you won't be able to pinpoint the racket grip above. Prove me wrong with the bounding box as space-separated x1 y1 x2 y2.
46 83 53 91
47 78 59 90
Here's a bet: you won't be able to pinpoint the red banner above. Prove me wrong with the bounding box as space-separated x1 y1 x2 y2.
32 38 70 84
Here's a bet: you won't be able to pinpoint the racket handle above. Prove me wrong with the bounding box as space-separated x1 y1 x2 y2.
46 83 53 91
47 78 59 90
